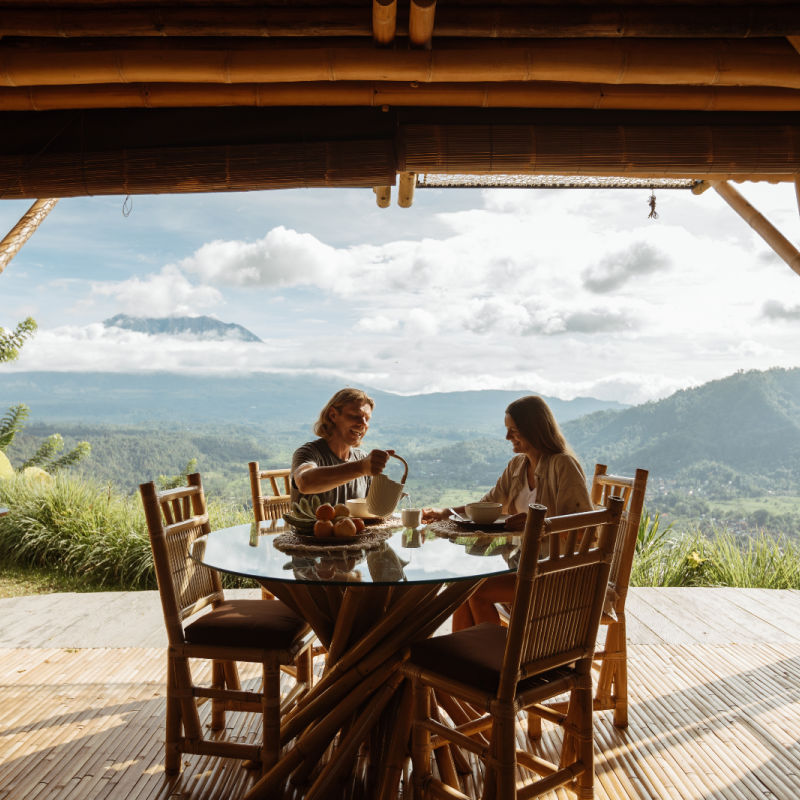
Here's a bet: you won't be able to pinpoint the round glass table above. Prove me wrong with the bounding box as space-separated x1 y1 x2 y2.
191 519 518 800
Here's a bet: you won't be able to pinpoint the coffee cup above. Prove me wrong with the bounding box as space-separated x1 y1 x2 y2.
401 507 422 528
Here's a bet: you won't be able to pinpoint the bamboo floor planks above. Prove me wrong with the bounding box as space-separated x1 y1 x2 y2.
1 589 799 799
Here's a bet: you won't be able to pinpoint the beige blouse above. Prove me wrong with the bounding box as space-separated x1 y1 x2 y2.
481 452 592 517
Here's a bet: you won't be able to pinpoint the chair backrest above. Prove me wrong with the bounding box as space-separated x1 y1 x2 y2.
140 472 223 646
591 464 648 611
498 497 624 701
248 461 292 522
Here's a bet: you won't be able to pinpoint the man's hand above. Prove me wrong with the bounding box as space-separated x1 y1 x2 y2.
362 449 395 476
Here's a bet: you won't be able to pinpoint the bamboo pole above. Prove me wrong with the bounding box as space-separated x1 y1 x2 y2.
373 0 397 45
1 39 799 88
2 6 799 40
373 185 391 207
409 0 436 48
713 180 800 277
789 36 800 56
796 177 800 216
0 198 58 275
398 171 415 208
3 81 800 112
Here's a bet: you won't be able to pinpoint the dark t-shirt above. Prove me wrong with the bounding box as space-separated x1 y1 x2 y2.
290 438 370 507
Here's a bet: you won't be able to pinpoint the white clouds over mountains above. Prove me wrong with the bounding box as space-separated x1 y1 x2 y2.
5 182 800 405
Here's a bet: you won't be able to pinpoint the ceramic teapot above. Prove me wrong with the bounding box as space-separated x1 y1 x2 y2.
365 453 409 517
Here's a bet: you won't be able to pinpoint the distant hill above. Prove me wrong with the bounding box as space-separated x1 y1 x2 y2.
0 371 625 433
104 314 261 342
563 367 800 490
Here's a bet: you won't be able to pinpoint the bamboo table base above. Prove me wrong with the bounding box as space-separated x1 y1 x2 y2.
244 578 483 800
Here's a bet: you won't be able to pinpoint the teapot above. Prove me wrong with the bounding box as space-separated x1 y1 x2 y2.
365 453 409 517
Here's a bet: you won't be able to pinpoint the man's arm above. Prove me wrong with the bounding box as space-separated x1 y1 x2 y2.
294 449 394 495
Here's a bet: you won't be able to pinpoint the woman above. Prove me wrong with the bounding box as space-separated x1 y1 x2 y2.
422 395 592 630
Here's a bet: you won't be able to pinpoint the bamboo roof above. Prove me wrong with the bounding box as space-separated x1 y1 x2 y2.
0 1 799 198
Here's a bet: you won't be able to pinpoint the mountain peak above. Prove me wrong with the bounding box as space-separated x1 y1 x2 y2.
103 314 262 343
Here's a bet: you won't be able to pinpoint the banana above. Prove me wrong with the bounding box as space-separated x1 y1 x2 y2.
292 501 315 520
310 495 321 511
299 497 313 517
283 512 315 529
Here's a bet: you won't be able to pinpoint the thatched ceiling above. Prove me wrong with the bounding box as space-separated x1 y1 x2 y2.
1 0 799 198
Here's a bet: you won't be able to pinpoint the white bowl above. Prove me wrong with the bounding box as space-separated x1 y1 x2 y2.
346 498 372 518
465 501 503 525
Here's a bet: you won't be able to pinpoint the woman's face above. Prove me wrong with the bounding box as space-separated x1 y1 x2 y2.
504 413 537 458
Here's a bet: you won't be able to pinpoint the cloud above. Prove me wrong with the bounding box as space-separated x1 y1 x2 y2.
761 300 800 321
178 226 349 289
355 315 400 333
582 242 671 293
90 266 222 316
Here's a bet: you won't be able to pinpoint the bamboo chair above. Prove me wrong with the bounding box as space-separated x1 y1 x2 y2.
500 463 648 731
587 463 648 728
402 497 623 800
249 461 292 522
140 473 315 775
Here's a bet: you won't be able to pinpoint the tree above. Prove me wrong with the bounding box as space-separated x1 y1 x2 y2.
0 319 90 473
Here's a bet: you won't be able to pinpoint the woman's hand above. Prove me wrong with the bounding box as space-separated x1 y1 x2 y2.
503 512 526 531
422 507 449 522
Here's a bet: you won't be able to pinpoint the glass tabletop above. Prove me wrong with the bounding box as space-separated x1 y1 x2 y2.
191 520 519 586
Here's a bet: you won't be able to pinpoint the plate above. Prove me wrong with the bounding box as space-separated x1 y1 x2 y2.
449 513 510 532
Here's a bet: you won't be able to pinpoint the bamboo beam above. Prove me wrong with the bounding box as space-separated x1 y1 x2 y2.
1 39 799 89
795 177 800 217
789 36 800 57
3 6 800 40
397 171 415 207
3 81 800 113
713 180 800 276
409 0 436 48
372 0 397 45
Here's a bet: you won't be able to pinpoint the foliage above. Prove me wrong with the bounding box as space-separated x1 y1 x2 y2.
630 522 800 589
0 317 37 363
0 472 253 591
0 404 29 451
158 458 199 490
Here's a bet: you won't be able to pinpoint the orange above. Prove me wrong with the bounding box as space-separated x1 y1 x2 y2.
316 504 335 521
314 519 334 538
352 517 365 533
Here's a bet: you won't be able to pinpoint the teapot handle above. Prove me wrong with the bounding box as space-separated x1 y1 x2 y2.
389 452 409 484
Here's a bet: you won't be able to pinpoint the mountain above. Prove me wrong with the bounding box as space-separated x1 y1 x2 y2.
103 314 261 342
563 367 800 489
0 371 624 432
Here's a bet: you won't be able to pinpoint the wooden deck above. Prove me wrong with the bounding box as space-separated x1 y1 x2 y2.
1 588 799 800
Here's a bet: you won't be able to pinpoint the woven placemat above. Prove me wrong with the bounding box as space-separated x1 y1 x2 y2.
273 525 395 555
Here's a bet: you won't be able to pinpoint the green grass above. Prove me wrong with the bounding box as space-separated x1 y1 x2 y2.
0 473 254 593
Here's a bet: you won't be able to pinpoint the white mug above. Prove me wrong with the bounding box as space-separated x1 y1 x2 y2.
401 507 422 528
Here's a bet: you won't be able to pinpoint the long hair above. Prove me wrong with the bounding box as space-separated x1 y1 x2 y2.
313 388 375 438
506 395 581 468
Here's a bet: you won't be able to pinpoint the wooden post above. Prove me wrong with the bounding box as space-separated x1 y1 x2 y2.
796 177 800 217
713 180 800 277
373 185 391 208
398 172 415 208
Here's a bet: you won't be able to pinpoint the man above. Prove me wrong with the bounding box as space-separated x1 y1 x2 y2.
291 387 394 507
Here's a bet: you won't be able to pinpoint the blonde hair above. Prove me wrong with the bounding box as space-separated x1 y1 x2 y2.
506 395 582 469
313 388 375 438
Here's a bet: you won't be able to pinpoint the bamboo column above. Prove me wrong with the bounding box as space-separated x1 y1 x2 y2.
373 185 391 208
409 0 436 48
712 180 800 277
796 177 800 217
373 0 397 45
398 172 415 208
0 198 58 275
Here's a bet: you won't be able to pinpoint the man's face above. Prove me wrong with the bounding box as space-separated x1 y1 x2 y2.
328 401 372 446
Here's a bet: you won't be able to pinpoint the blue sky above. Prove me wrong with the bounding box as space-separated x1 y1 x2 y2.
1 181 799 404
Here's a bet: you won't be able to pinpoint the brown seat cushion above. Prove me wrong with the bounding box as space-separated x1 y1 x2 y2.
184 599 308 650
408 623 572 695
